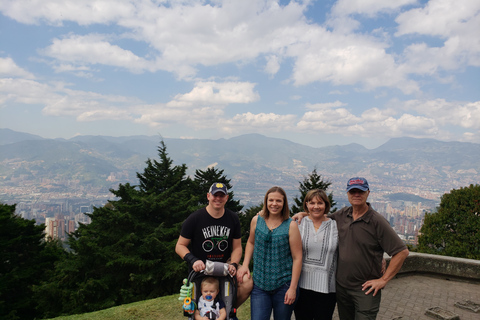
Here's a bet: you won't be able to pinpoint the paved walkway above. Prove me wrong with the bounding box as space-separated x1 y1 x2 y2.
329 274 480 320
277 274 480 320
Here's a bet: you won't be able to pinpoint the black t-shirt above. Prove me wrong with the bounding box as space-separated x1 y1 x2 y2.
180 207 242 263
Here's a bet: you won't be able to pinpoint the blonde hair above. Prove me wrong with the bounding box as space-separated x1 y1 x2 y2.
201 276 219 291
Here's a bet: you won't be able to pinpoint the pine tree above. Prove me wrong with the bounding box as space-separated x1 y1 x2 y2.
0 203 64 320
35 141 201 316
290 168 336 214
193 167 243 212
238 203 263 245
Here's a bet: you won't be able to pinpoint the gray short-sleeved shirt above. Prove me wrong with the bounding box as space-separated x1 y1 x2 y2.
330 204 407 289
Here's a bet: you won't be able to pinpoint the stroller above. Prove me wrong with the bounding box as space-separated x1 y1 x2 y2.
180 260 238 320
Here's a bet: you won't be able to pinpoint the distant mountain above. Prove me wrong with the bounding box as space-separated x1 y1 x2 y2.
0 128 45 145
1 129 479 206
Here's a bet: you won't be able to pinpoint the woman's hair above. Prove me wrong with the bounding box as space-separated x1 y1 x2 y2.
262 186 290 221
303 189 331 215
201 276 219 291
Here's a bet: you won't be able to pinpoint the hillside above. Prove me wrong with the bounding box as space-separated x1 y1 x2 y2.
1 128 479 206
45 294 250 320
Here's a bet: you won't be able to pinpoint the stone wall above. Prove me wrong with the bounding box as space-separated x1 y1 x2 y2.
387 252 480 281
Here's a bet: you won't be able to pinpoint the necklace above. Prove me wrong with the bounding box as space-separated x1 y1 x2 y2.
266 218 282 231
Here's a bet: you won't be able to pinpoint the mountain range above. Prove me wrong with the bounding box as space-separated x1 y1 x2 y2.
1 128 479 206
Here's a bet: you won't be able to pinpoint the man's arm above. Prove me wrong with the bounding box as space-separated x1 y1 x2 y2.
228 238 242 276
291 211 308 223
175 235 191 260
230 238 242 265
362 248 409 296
175 235 205 272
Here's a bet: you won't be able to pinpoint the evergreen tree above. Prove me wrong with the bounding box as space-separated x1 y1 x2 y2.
238 203 263 245
35 141 201 316
0 203 64 320
193 167 243 212
417 184 480 260
137 141 189 195
290 168 336 214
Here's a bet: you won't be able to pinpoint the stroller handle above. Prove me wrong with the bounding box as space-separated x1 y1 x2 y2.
204 260 229 277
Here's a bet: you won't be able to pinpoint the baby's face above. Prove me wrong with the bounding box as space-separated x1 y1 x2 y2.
201 283 218 301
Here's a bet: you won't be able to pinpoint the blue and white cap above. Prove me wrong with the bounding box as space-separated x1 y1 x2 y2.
209 182 228 195
346 177 369 192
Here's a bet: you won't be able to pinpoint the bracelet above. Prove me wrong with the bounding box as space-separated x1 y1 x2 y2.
230 263 239 270
183 253 199 267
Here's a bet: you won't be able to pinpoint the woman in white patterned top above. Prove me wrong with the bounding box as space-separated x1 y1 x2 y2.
294 189 338 320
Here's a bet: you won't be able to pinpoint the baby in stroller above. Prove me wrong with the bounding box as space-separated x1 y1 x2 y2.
181 260 237 320
196 277 226 320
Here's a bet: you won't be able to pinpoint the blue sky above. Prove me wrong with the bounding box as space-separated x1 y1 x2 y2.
0 0 479 149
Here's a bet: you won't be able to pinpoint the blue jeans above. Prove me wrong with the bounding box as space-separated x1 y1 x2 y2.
250 283 299 320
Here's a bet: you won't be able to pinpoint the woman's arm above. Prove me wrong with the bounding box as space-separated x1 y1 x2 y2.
284 220 303 305
237 215 257 280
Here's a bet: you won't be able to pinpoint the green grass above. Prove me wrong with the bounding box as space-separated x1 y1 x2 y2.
45 294 251 320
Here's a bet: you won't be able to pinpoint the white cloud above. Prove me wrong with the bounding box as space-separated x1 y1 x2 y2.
265 55 281 76
0 57 35 79
42 34 151 73
221 112 297 134
286 27 419 93
327 0 416 33
403 99 480 130
134 104 225 128
297 101 442 139
0 0 134 25
361 107 397 121
121 0 309 78
2 0 424 92
170 81 260 105
395 0 480 38
331 0 416 17
1 1 479 145
362 113 439 138
0 78 56 105
298 107 361 127
42 92 134 121
0 76 138 121
396 0 480 69
134 80 260 128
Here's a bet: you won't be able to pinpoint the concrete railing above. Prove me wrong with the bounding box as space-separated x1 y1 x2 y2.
386 252 480 281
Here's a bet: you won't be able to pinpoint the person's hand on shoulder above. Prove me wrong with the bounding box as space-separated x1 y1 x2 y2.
291 211 308 224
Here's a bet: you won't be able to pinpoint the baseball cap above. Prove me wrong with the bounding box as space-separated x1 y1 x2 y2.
346 177 369 192
209 182 228 195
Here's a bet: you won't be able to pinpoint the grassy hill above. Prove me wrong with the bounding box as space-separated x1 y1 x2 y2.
45 294 251 320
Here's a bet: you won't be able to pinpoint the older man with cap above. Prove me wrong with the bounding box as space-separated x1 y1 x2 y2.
294 177 409 320
175 182 253 308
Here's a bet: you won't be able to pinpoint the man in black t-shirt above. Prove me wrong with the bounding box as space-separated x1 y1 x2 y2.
175 182 253 307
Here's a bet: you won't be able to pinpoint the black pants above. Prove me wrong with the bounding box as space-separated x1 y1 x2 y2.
335 282 381 320
294 288 336 320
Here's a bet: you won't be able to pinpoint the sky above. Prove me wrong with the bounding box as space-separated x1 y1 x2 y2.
0 0 479 149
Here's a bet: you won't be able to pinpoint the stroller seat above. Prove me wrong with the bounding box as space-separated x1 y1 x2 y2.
183 260 237 320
